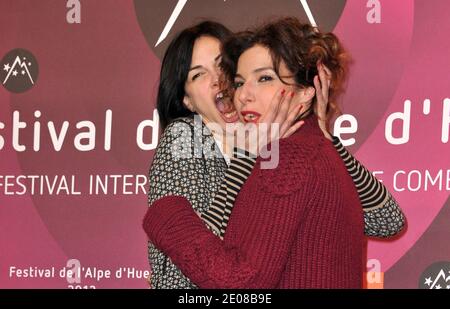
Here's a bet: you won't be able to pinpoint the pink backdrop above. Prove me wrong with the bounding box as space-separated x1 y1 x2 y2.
0 0 449 288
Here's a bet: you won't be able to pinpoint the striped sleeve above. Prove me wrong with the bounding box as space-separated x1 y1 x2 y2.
332 136 406 237
201 180 228 235
332 136 388 209
201 148 256 239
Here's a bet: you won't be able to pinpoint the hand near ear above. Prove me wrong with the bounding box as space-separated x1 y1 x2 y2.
314 62 333 141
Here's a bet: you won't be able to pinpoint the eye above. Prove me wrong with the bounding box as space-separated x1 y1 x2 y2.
258 75 274 83
192 72 204 81
233 80 244 89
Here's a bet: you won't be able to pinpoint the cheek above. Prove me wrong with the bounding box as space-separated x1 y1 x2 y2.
256 86 280 114
191 81 214 111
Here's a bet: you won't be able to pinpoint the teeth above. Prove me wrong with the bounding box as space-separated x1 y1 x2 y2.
216 92 224 100
244 114 257 121
224 111 237 118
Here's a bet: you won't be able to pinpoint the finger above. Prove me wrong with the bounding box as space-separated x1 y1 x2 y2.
288 103 304 125
260 88 286 125
314 74 321 91
314 75 324 106
273 90 293 127
273 88 287 118
322 64 332 78
314 75 327 120
322 64 332 89
318 61 332 77
254 88 285 154
280 103 303 136
318 65 329 102
279 91 303 138
282 120 305 138
260 89 284 145
269 90 292 141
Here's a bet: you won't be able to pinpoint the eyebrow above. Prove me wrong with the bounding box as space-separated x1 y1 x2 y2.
189 65 203 72
189 54 222 72
235 67 275 79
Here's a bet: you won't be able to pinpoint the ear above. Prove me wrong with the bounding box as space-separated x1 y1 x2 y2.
297 87 316 104
183 95 195 112
304 87 316 101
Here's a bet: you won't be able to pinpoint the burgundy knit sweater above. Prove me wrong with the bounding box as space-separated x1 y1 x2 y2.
143 115 364 288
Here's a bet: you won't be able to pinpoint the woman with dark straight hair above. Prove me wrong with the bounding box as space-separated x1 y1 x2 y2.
156 21 233 130
148 21 235 289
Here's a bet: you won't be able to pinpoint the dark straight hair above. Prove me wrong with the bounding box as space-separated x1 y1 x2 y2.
156 21 232 130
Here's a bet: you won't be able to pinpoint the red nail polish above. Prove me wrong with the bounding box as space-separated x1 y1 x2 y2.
281 89 286 95
290 91 295 98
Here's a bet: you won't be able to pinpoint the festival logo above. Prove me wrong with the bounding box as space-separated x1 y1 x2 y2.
1 48 39 93
419 262 450 289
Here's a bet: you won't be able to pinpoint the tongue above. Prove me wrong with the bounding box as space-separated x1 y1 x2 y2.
217 97 235 114
216 100 226 112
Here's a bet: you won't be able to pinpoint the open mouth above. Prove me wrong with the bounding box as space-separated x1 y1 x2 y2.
241 111 261 123
215 92 239 123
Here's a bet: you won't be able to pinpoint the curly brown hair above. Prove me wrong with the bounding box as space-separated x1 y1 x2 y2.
220 17 350 122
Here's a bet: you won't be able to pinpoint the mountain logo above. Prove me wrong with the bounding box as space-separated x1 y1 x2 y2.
419 261 450 289
1 48 39 93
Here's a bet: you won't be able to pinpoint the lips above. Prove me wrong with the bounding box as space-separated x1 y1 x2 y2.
241 111 262 123
215 91 239 123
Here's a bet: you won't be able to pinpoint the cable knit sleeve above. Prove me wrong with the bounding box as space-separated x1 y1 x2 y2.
144 196 260 288
143 140 317 288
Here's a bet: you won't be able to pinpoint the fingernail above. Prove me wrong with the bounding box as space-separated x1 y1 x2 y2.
281 89 286 96
290 91 295 98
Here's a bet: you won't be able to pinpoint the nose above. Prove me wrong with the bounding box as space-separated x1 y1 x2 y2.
212 76 219 89
237 82 254 106
211 67 220 89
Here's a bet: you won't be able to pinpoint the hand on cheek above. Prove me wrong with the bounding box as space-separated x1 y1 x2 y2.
287 88 313 120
